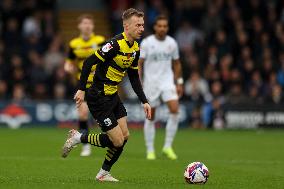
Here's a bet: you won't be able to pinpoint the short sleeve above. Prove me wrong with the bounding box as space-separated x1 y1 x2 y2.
139 39 147 59
172 40 180 61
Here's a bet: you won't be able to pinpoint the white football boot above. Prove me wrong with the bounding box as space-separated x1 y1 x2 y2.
80 144 91 157
62 129 82 158
96 168 119 182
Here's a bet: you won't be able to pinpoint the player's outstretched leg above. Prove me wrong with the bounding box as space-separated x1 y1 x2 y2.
62 130 115 158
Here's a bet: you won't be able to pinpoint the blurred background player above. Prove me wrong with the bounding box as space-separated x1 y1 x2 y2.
64 14 105 156
139 15 183 160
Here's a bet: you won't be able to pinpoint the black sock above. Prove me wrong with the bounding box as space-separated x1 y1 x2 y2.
79 120 88 135
102 140 128 172
80 133 114 148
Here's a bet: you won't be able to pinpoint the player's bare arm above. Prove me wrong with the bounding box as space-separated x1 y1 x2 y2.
172 59 184 97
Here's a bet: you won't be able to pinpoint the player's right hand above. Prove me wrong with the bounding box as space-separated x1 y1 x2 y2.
74 90 85 107
143 103 152 120
64 62 75 73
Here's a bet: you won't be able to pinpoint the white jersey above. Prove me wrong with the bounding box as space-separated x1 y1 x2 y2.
140 35 180 106
140 35 180 90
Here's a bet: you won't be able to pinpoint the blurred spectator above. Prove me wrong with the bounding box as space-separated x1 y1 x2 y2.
247 70 265 94
203 80 225 128
8 54 27 86
53 83 66 100
175 21 203 52
0 55 8 80
183 52 201 76
3 18 22 54
184 71 210 128
206 45 218 66
171 0 186 31
0 40 4 54
226 83 246 104
276 52 284 86
219 54 233 91
184 71 210 102
23 34 45 54
201 4 223 37
232 30 249 59
146 0 167 28
215 29 231 59
12 83 27 102
242 59 255 86
264 72 278 95
27 50 49 98
51 65 73 99
108 0 131 34
261 56 274 81
265 84 284 105
237 46 252 67
41 9 56 42
33 83 48 100
43 37 64 74
22 11 42 38
247 84 263 104
0 80 8 99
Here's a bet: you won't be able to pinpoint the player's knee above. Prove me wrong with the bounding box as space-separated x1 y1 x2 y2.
112 137 124 147
123 131 130 140
170 108 179 114
169 105 179 114
78 110 88 120
79 114 88 120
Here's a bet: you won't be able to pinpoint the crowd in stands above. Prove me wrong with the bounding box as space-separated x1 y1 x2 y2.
0 0 71 102
110 0 284 128
1 0 284 128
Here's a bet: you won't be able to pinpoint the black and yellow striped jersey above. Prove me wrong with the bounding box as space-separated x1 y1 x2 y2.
66 33 105 88
79 32 147 103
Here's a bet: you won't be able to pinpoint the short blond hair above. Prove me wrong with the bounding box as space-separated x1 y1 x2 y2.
122 8 144 22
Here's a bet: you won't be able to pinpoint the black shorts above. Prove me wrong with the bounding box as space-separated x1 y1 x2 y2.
86 87 127 132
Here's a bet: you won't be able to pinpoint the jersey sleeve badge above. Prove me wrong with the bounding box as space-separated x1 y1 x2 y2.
102 43 113 52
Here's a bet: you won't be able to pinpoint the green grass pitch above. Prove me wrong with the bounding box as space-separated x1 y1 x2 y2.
0 127 283 189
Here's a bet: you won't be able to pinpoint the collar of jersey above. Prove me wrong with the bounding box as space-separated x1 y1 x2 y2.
122 32 134 48
80 33 95 41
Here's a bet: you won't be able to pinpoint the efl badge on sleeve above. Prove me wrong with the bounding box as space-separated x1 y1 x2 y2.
102 43 113 53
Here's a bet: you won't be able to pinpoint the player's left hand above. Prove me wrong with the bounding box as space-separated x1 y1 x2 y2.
143 103 152 120
176 84 184 98
64 62 75 74
74 90 85 107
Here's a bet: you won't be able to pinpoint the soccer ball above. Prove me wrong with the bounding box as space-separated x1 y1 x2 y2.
184 162 209 184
